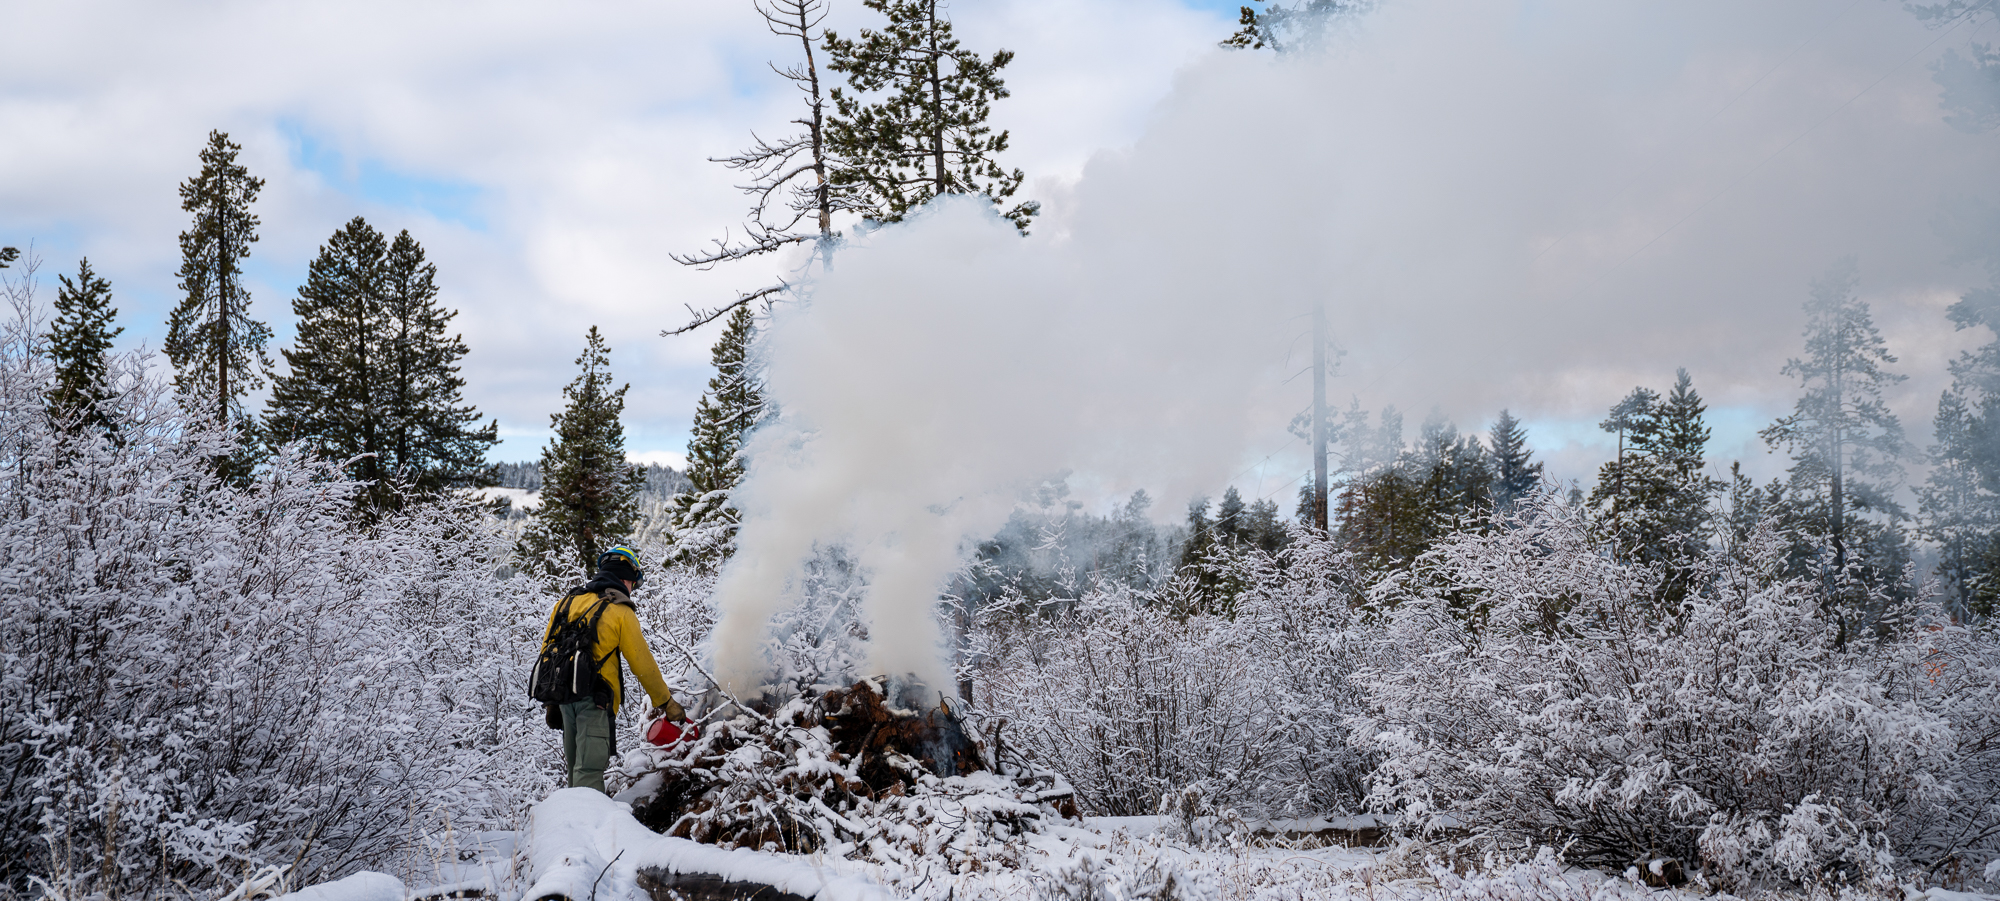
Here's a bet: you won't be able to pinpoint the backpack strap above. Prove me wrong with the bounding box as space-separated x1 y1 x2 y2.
541 592 579 649
579 593 620 705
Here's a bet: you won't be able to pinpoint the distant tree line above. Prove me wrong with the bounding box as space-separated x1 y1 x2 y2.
493 460 691 499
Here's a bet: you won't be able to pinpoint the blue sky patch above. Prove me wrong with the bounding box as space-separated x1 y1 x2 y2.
282 121 488 231
1179 0 1249 18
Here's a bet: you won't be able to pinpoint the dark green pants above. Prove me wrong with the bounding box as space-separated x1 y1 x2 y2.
560 699 616 793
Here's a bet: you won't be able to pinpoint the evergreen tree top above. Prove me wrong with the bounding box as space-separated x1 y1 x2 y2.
267 218 495 520
521 326 644 576
684 304 766 498
1657 369 1712 473
825 0 1038 232
167 129 271 426
47 257 122 432
1600 387 1660 438
179 130 265 227
50 258 120 350
1489 409 1544 508
1763 256 1909 482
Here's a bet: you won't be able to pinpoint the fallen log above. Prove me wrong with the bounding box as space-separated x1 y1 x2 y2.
519 788 892 901
635 869 815 901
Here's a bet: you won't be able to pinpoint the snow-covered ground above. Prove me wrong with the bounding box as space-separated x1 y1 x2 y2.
469 486 542 511
272 791 2000 901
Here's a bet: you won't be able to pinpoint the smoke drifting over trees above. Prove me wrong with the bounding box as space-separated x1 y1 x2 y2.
7 0 2000 897
709 0 2000 691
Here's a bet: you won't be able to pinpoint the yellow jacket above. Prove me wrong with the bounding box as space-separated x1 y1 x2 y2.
542 583 674 714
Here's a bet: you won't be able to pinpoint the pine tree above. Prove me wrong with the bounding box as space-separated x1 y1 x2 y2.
165 130 270 427
825 0 1038 232
267 219 496 520
1760 257 1913 633
1651 370 1723 543
1919 390 1995 616
1335 468 1428 574
376 229 498 503
1722 462 1775 564
1488 409 1543 512
1242 497 1286 553
45 258 122 434
663 304 766 570
1412 417 1493 526
1335 416 1490 575
1917 215 2000 616
1178 497 1214 572
1592 386 1660 557
269 217 387 498
1215 486 1248 545
519 327 644 577
1223 0 1376 52
1587 370 1722 605
1919 202 2000 615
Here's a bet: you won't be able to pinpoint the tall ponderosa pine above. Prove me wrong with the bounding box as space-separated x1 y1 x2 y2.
45 258 122 434
826 0 1038 232
166 130 271 426
267 218 496 520
1920 201 2000 616
270 217 386 491
1761 257 1912 630
1488 409 1543 512
520 327 645 577
1920 390 1995 616
664 304 766 570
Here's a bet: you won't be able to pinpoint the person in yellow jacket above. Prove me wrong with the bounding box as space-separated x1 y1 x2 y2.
542 546 684 793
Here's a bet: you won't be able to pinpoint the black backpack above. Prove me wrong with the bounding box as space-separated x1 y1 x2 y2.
529 587 616 706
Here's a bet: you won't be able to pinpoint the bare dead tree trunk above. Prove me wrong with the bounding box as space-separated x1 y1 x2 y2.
1312 300 1328 533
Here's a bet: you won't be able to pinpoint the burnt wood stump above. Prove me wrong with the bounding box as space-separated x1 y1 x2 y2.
636 868 816 901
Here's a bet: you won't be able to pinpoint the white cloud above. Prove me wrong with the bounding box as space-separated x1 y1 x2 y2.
0 0 1236 461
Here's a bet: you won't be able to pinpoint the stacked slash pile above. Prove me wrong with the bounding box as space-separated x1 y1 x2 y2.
614 677 1077 875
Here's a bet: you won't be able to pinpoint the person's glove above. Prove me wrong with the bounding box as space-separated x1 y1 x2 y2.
650 696 685 722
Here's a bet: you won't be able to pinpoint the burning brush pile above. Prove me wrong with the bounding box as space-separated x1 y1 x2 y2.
611 676 1079 876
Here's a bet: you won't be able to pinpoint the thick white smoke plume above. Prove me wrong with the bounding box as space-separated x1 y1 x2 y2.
709 0 2000 690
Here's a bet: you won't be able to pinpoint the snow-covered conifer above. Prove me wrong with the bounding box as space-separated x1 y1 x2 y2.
662 304 765 572
519 327 644 579
1761 257 1914 635
45 257 121 434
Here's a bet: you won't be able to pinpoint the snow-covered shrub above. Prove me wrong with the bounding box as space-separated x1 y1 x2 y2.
1423 849 1665 901
974 530 1374 820
0 310 553 896
1877 613 2000 889
1353 495 1997 891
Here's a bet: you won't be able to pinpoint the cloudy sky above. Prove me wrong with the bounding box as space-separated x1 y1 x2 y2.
4 0 1998 517
0 0 1231 469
